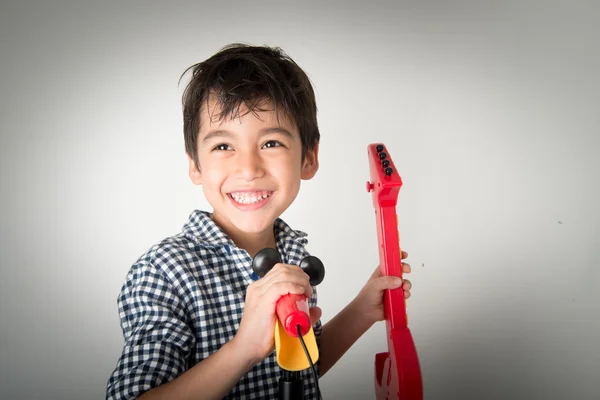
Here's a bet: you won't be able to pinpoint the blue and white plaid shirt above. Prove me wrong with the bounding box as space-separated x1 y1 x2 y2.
106 210 322 399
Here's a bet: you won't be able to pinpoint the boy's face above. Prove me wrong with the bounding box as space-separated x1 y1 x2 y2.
188 97 319 239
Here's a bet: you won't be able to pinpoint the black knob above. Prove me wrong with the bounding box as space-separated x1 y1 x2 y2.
300 256 325 286
376 144 384 152
252 248 281 277
385 167 393 176
378 151 387 160
381 159 390 168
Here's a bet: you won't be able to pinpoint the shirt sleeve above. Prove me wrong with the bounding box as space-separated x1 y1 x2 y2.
106 261 194 400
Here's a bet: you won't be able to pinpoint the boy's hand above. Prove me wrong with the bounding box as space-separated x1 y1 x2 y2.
354 251 412 325
234 263 315 364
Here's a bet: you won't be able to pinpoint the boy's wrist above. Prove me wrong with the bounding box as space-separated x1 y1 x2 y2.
349 297 378 331
229 334 263 370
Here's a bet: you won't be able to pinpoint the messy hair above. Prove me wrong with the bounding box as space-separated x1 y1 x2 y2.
180 43 320 168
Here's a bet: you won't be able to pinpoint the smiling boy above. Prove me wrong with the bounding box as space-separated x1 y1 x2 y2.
189 96 312 258
106 44 412 400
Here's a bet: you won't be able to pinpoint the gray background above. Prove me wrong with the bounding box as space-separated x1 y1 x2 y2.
1 1 599 399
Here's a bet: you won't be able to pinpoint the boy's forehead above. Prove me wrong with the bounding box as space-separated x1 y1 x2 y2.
200 95 298 133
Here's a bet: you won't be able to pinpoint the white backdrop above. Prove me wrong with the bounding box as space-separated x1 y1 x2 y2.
1 1 599 399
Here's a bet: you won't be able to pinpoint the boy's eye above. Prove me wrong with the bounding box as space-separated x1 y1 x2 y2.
263 140 283 149
213 144 232 151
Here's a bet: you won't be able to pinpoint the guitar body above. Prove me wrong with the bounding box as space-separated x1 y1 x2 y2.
366 143 423 400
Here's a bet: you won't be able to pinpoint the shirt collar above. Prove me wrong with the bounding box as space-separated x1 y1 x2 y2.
182 209 309 250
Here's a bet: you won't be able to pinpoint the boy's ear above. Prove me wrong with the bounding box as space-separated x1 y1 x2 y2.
301 143 319 180
187 153 202 185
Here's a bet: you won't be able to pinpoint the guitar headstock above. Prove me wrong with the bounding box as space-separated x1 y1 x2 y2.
366 143 403 208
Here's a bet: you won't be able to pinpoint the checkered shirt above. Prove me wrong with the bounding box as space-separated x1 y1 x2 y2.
106 210 322 399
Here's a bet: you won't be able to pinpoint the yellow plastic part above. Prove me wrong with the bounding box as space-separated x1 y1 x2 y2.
274 320 319 371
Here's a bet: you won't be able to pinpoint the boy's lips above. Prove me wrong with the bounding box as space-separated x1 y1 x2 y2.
227 190 274 209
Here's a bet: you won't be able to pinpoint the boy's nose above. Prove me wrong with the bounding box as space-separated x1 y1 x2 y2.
235 151 265 181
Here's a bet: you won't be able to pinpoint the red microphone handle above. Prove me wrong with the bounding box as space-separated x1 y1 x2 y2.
276 293 311 337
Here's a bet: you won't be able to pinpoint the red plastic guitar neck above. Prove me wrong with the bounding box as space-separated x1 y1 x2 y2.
366 143 423 400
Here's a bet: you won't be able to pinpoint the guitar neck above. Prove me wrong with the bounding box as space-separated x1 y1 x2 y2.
366 143 407 332
375 204 407 331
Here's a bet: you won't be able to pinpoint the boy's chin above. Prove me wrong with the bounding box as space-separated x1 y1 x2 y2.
231 216 276 235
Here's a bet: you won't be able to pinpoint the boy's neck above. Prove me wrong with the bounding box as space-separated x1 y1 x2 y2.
210 213 277 259
231 230 277 260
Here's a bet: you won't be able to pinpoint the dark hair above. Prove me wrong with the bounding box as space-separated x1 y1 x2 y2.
180 43 320 168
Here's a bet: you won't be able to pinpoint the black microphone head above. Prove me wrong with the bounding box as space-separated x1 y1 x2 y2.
300 255 325 286
252 248 282 277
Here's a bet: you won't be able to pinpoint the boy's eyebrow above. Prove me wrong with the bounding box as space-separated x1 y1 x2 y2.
259 127 295 139
202 127 295 143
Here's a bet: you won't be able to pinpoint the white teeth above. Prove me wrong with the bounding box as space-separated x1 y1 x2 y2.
229 191 271 204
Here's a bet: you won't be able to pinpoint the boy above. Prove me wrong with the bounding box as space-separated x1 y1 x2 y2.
106 43 412 400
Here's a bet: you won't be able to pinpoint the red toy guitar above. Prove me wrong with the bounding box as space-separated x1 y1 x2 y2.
366 143 423 400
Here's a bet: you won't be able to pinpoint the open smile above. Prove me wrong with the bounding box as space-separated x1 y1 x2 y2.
227 190 274 209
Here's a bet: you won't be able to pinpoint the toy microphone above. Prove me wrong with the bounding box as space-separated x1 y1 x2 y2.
253 248 325 337
252 248 325 400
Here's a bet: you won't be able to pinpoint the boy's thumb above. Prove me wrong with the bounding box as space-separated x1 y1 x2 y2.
309 306 322 325
376 276 403 290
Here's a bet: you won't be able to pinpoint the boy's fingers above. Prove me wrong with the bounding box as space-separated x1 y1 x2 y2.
262 281 313 303
402 263 411 273
252 264 285 288
261 263 300 282
402 279 412 291
401 250 408 259
257 264 310 292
